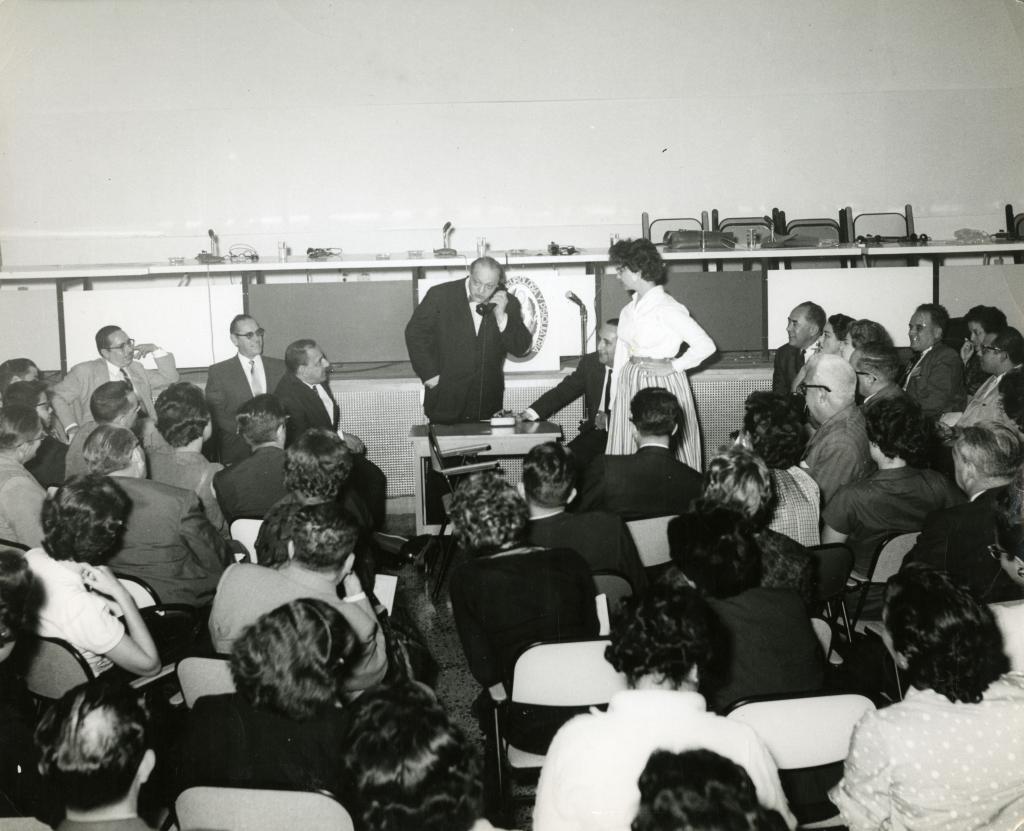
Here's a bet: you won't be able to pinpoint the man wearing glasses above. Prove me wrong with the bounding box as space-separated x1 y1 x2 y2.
205 315 286 466
940 326 1024 431
51 324 178 440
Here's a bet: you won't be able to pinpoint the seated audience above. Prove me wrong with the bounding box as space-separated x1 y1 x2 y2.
84 425 230 606
791 312 853 388
63 381 141 480
740 391 819 546
847 318 892 352
799 353 873 504
633 749 789 831
577 387 702 519
212 393 289 522
773 301 824 396
339 682 511 831
903 303 966 419
208 503 386 693
961 304 1008 396
0 404 46 548
176 598 361 796
35 684 158 830
668 507 823 712
149 382 226 535
521 442 646 592
823 398 965 574
3 380 67 487
532 581 794 831
25 474 160 677
942 326 1023 430
0 358 40 396
851 342 907 410
905 422 1024 603
832 564 1024 830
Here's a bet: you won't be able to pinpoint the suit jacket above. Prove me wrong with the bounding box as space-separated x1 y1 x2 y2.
904 485 1023 603
529 352 609 432
772 344 803 396
107 477 231 606
213 445 288 522
861 383 909 412
52 354 179 430
577 446 703 520
956 371 1017 429
904 343 966 419
404 278 532 423
205 355 286 465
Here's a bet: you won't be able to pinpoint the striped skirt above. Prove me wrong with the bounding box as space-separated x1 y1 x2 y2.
605 361 702 470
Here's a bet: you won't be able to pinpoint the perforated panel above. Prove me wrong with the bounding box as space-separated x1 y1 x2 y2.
691 373 772 464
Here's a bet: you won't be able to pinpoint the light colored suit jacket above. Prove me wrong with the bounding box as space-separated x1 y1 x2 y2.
956 370 1017 429
52 354 178 430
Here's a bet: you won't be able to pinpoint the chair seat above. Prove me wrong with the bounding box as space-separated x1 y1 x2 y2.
506 744 547 769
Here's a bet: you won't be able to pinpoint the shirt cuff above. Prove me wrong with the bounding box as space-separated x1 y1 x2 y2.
343 591 367 604
523 408 540 421
151 348 168 358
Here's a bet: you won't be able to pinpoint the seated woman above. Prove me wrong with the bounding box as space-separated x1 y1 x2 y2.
847 318 892 353
176 597 362 796
0 404 46 549
668 506 823 713
149 382 226 535
740 391 820 546
24 474 161 678
793 313 854 389
832 564 1024 830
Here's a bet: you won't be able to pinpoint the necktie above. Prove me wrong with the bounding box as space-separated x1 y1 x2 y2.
120 368 146 414
248 359 263 395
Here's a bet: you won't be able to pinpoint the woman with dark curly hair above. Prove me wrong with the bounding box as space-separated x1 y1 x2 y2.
822 397 964 575
740 391 820 546
533 581 793 831
833 563 1024 830
605 238 716 470
24 474 161 677
177 597 362 796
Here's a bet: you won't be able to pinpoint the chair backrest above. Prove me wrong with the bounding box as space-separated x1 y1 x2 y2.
784 218 841 243
0 537 29 552
810 617 832 657
510 639 627 707
115 573 160 608
727 692 875 770
176 786 354 831
853 210 911 239
809 543 854 603
871 532 920 584
592 571 634 613
22 635 94 701
176 656 236 709
642 212 705 241
230 518 263 563
626 515 675 568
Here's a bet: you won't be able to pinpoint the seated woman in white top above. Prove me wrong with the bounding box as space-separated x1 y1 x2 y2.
832 564 1024 830
25 474 161 678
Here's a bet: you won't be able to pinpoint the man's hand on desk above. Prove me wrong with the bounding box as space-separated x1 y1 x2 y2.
520 408 540 422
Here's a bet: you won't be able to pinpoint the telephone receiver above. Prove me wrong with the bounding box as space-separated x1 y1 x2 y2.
475 280 508 316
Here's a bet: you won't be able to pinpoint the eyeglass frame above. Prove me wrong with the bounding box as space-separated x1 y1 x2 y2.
797 382 832 396
104 337 136 352
232 328 266 340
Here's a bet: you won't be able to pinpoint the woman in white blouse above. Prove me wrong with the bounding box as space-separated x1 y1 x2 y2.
606 239 715 469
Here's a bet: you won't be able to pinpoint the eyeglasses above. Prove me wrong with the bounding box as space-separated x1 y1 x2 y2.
797 383 831 395
18 433 45 448
980 344 1004 354
233 328 265 340
105 338 135 352
854 370 874 379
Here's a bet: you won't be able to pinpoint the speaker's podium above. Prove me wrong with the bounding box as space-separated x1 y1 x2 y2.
409 421 563 534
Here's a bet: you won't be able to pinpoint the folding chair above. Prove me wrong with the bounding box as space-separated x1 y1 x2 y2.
115 573 161 608
808 543 854 648
230 518 263 563
176 656 236 709
592 570 634 615
175 786 354 831
20 635 94 706
848 532 919 631
783 217 845 269
625 515 676 570
726 690 875 827
641 210 706 242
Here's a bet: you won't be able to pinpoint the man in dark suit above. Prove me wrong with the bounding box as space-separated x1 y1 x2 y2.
205 315 286 466
521 441 646 592
772 301 824 396
903 303 966 419
521 319 618 472
577 387 702 520
274 339 387 530
404 257 533 424
904 422 1023 603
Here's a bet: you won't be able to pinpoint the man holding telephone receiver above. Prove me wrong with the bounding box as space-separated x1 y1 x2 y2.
405 256 532 423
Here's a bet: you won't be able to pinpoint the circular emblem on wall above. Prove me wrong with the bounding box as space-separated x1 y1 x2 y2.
507 274 548 354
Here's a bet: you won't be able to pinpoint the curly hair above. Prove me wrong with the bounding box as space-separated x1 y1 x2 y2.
0 404 41 452
702 447 774 527
884 564 1008 703
42 475 131 564
289 502 360 572
83 424 139 475
667 506 762 599
999 369 1024 433
340 683 482 831
606 581 714 688
849 318 893 350
864 397 928 467
448 471 528 555
741 391 806 469
236 394 286 446
0 549 36 648
964 305 1007 335
522 441 576 508
631 387 683 438
284 429 354 500
231 598 361 721
609 238 667 285
154 382 210 447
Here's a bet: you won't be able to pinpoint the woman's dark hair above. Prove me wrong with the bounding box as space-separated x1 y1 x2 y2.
864 397 928 467
154 382 210 447
0 404 41 452
668 506 762 599
633 748 789 831
231 598 361 721
742 391 806 469
828 313 854 342
284 428 354 501
606 582 715 688
448 471 527 555
884 564 1009 703
42 475 130 564
609 238 667 285
0 549 36 648
849 318 893 350
964 304 1007 335
340 683 482 831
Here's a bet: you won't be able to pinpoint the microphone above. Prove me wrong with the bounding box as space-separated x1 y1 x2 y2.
565 290 585 308
566 291 588 357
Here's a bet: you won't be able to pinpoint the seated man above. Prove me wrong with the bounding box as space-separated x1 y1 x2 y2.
207 503 387 694
522 318 619 472
212 394 289 522
851 342 907 411
63 381 141 480
773 301 824 396
35 684 158 831
942 326 1024 431
800 354 872 505
2 380 67 488
84 425 230 606
577 387 702 520
0 357 40 396
0 405 46 548
521 441 646 592
533 581 795 831
902 303 966 419
904 422 1024 603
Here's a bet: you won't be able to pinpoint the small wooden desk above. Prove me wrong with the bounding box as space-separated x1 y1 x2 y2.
409 421 563 534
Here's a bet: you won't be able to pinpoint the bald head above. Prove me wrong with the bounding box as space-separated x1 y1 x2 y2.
804 353 856 423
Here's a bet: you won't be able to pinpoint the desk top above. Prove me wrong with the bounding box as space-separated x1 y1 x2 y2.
409 422 562 440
